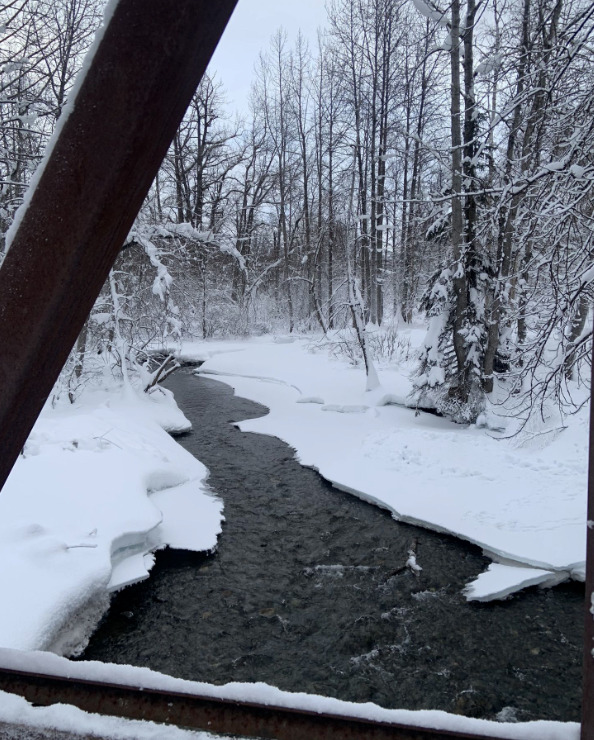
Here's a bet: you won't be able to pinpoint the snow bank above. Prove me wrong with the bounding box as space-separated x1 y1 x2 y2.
178 334 587 601
0 648 579 740
0 386 222 654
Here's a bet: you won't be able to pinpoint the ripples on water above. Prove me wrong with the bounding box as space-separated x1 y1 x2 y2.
81 370 584 721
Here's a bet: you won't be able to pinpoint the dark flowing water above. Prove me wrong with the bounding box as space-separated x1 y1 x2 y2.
81 370 584 722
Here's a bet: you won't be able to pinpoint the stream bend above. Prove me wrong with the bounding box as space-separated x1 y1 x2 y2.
81 370 583 722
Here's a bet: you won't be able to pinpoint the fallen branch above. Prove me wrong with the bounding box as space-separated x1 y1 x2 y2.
143 354 180 392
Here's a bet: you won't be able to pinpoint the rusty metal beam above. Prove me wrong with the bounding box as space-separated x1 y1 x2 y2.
0 0 237 493
0 667 506 740
582 349 594 740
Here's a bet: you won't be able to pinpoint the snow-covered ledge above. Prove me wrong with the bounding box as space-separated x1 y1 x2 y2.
0 387 222 655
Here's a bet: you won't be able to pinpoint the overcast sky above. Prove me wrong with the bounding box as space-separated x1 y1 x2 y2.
208 0 329 116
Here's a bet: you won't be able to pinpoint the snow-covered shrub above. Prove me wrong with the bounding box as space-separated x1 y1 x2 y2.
326 325 413 367
367 324 413 363
51 230 186 402
327 331 363 366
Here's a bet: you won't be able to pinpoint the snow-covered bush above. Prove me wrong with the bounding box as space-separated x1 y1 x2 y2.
326 324 412 367
52 231 184 402
367 324 413 363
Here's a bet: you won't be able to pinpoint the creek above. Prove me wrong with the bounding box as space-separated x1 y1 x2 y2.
81 369 583 722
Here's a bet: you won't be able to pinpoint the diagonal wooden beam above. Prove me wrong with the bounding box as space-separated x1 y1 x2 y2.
0 0 238 492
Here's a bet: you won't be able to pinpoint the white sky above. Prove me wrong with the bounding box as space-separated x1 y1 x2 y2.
208 0 329 116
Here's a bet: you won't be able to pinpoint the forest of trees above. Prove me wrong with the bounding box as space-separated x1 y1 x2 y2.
1 0 593 423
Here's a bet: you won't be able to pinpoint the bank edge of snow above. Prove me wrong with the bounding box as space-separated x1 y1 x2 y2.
464 564 570 602
0 649 578 740
179 336 586 601
0 385 223 653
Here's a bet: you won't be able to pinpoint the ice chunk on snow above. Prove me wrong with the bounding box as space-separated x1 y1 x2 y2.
362 387 408 408
465 563 569 602
151 480 222 554
406 551 422 575
296 396 325 404
571 563 586 581
108 553 153 591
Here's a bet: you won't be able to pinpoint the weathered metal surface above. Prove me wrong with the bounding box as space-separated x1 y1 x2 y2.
0 0 237 494
0 667 506 740
582 349 594 740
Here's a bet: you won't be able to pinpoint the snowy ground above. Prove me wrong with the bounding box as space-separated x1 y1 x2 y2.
0 384 223 654
0 377 230 736
176 330 588 603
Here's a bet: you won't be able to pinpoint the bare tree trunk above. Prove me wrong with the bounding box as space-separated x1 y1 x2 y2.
450 0 468 398
400 67 411 322
564 294 589 378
